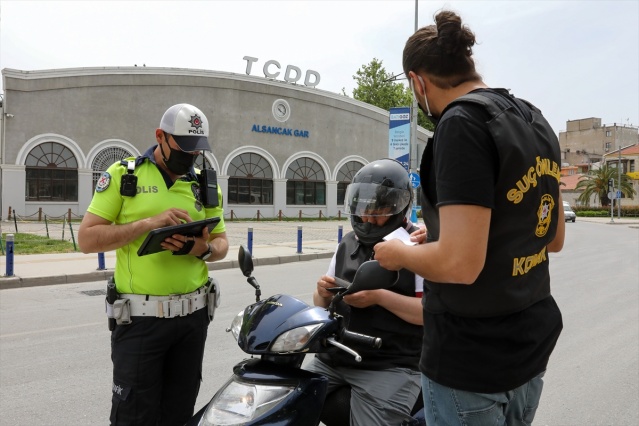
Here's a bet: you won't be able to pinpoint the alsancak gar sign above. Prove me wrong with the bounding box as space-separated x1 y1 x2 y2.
251 124 310 138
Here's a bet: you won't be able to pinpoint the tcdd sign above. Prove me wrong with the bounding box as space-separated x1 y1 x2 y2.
244 56 321 88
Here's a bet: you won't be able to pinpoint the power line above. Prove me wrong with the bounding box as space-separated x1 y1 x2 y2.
383 72 407 83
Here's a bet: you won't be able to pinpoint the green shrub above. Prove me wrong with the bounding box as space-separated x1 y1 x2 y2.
573 206 639 217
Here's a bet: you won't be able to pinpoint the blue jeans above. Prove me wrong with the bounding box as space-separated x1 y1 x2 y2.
421 372 545 426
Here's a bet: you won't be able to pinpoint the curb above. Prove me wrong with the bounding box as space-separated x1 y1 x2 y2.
0 251 335 290
576 218 639 225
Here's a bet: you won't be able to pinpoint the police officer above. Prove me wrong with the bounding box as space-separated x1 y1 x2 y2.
374 10 565 426
78 103 229 426
306 159 423 426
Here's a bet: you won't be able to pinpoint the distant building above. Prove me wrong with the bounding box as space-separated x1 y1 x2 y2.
558 118 638 169
561 143 639 208
603 144 639 207
558 118 638 208
559 172 588 207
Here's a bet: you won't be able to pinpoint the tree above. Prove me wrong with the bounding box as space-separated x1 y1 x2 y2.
575 165 636 207
350 58 434 131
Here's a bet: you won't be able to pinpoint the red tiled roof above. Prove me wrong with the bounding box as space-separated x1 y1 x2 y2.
560 173 585 190
605 143 639 156
622 144 639 155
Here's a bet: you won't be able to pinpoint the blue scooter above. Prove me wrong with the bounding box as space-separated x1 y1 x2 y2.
188 245 422 426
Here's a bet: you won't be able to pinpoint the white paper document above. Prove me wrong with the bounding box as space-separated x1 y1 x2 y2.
383 227 417 245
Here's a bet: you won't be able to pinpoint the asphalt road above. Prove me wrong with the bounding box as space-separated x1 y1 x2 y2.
0 221 637 425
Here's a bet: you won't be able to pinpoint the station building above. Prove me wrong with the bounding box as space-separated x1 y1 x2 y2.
0 66 431 220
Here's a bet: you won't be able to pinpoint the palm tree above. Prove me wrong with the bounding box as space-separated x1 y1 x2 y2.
575 165 636 207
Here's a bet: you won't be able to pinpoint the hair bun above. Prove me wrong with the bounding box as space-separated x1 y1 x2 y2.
435 10 476 57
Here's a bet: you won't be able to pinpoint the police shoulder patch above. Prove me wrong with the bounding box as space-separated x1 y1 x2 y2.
96 172 111 192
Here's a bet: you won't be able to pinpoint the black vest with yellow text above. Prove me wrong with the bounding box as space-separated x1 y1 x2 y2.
420 91 561 318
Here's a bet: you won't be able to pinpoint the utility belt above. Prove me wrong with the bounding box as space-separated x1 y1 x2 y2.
105 277 221 330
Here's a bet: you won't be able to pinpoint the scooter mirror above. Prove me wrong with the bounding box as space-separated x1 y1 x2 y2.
346 260 399 294
238 245 254 277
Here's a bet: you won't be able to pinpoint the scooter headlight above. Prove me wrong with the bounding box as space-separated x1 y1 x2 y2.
229 309 244 340
270 324 322 352
199 380 295 425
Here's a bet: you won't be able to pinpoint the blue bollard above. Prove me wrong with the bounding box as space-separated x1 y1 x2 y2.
338 225 343 243
297 226 303 254
248 227 253 256
411 206 418 223
5 234 15 277
97 252 106 270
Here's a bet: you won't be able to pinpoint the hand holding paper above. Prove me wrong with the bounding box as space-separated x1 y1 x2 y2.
383 227 417 246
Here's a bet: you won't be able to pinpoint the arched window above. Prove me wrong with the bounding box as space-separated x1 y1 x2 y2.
25 142 78 201
228 153 273 204
194 154 214 172
286 157 325 205
91 147 135 191
336 161 364 206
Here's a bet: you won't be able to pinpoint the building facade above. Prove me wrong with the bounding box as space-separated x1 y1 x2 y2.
0 67 431 220
559 117 639 168
558 117 638 207
603 144 639 207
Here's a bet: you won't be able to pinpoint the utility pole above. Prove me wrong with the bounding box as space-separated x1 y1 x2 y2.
409 0 419 220
409 0 418 173
617 124 622 219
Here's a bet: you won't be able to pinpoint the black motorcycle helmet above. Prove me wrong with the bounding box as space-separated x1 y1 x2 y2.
344 159 413 246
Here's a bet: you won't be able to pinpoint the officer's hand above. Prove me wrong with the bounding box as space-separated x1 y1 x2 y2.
153 209 193 254
151 208 192 228
162 225 210 255
373 240 405 271
317 275 338 300
192 226 212 256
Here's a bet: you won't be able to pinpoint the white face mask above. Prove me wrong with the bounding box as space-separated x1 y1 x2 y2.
410 74 432 117
410 74 439 125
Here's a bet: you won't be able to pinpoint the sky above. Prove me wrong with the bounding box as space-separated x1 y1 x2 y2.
1 0 638 135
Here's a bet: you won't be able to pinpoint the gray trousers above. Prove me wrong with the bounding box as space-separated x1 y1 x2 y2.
305 357 421 426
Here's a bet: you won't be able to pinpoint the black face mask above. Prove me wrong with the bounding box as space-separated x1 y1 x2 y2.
351 213 406 247
160 136 197 176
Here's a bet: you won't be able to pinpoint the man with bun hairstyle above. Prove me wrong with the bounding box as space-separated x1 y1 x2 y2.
78 103 228 425
306 158 424 426
374 10 565 425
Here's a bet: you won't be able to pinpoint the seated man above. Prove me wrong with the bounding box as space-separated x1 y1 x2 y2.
305 159 423 426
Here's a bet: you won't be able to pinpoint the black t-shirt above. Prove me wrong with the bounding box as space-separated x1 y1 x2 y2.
419 89 563 393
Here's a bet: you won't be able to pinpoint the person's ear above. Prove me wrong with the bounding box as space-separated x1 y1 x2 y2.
408 71 425 97
155 128 165 144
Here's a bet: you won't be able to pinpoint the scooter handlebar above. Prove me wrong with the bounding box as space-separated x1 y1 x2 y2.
341 330 382 349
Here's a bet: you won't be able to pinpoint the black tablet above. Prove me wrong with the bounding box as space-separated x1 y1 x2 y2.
137 217 221 257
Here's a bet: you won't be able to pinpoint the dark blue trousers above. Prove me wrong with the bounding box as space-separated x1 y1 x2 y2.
110 308 210 426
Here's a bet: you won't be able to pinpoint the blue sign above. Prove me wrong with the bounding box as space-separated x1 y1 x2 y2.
389 107 411 171
409 172 420 188
617 190 622 199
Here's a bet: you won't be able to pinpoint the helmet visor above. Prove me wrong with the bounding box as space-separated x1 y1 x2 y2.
344 183 412 217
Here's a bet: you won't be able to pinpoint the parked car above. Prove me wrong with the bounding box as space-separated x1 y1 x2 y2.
563 202 576 222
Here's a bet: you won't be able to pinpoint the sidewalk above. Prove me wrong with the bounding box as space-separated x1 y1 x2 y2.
0 220 350 289
575 216 639 226
1 217 637 290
